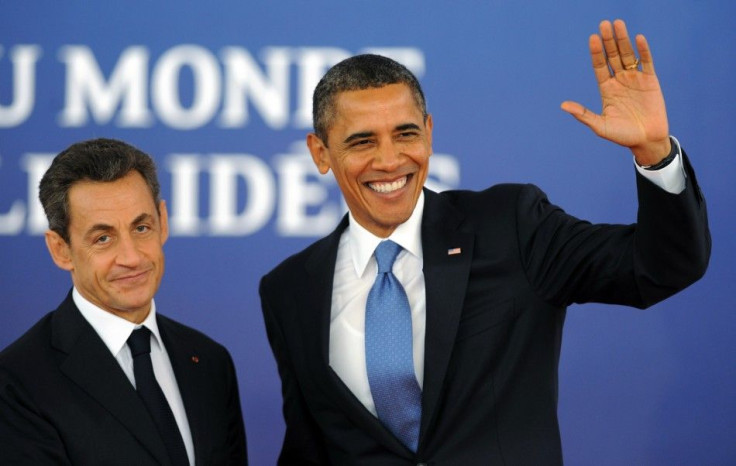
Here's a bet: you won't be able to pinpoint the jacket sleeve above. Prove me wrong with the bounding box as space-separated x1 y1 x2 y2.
0 368 73 465
517 151 710 308
259 275 329 465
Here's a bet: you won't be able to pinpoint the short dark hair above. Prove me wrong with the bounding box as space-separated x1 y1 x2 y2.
39 138 161 243
312 54 427 145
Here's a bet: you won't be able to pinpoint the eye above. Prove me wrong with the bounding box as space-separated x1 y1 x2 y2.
96 234 111 244
350 138 373 148
135 225 151 233
398 130 419 139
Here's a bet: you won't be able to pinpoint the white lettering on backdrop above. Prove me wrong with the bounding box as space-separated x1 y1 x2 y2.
0 44 460 237
2 44 425 129
0 148 459 237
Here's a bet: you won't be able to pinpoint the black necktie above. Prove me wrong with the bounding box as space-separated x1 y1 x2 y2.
127 327 189 466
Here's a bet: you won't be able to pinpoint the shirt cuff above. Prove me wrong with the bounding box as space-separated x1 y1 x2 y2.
633 136 686 194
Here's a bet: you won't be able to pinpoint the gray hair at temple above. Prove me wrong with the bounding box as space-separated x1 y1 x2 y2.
311 54 428 145
39 138 161 244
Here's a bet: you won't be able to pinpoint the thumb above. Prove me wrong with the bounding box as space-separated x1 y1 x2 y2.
560 101 602 134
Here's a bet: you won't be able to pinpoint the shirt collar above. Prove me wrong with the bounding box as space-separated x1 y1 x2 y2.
73 287 163 357
347 190 425 278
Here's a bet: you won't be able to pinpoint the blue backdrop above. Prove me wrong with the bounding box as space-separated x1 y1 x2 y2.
1 1 734 464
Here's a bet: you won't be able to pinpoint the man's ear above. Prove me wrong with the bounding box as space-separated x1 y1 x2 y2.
306 133 331 175
158 200 169 245
425 113 434 155
45 230 73 271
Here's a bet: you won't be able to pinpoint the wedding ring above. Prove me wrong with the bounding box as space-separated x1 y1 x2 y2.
624 58 640 70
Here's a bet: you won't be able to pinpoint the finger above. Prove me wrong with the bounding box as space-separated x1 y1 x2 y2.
560 101 604 135
636 34 656 75
589 34 611 85
599 20 623 72
613 19 639 70
560 100 586 116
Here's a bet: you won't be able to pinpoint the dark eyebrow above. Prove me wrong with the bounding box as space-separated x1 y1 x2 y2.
85 223 113 237
342 123 422 145
343 131 375 145
396 123 421 132
83 213 154 238
131 213 153 225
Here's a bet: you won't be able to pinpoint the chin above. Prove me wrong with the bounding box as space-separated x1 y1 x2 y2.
113 293 153 310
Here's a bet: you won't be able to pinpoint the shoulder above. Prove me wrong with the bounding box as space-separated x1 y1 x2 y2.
156 314 232 359
0 311 58 391
260 217 346 293
0 312 54 369
436 183 544 207
261 238 323 283
428 184 550 223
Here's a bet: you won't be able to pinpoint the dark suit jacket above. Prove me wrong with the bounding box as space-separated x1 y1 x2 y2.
260 156 710 465
0 291 248 465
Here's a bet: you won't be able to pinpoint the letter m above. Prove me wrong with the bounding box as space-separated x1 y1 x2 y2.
58 46 152 127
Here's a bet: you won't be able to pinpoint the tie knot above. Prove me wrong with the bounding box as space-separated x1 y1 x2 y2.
127 327 152 357
374 240 402 273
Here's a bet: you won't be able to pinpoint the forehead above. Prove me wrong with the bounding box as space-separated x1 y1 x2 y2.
67 171 157 228
331 83 424 129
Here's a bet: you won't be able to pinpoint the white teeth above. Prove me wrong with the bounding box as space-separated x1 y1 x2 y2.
368 176 407 193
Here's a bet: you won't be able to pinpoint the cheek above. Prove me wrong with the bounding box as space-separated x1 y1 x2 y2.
402 142 431 161
335 159 366 184
153 249 166 267
91 259 112 281
79 251 114 280
145 243 166 264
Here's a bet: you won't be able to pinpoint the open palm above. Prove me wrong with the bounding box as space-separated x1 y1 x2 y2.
562 20 671 165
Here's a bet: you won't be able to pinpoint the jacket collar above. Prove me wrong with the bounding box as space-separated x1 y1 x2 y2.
51 291 172 465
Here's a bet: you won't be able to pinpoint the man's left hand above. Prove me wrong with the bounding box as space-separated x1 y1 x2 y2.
561 19 671 165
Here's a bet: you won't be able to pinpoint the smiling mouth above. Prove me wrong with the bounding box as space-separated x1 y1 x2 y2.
112 270 151 284
367 175 409 193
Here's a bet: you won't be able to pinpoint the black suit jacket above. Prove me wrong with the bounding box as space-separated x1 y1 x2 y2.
260 156 710 465
0 291 248 465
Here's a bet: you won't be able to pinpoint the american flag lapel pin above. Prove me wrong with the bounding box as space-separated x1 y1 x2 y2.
447 247 462 256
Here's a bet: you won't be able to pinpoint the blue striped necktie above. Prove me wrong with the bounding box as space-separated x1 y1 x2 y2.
365 240 422 452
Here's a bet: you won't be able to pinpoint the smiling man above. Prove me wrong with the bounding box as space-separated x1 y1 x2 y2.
307 82 433 238
259 20 710 465
0 138 247 465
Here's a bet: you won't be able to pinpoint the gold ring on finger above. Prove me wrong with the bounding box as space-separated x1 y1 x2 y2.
624 58 640 70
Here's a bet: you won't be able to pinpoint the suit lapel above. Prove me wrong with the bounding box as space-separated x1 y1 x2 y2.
304 216 411 457
419 190 474 444
304 218 344 368
52 293 170 465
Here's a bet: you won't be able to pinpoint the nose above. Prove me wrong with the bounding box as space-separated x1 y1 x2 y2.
372 140 401 171
115 234 143 267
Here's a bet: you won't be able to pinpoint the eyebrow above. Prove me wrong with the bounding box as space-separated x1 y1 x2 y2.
343 131 375 145
84 213 154 237
131 213 153 225
396 123 421 132
85 223 114 237
342 123 422 145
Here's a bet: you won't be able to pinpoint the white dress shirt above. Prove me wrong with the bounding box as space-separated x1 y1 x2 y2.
633 136 686 193
328 139 686 416
73 288 195 466
329 192 426 416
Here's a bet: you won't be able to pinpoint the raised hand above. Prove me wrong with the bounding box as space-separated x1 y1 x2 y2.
561 19 671 166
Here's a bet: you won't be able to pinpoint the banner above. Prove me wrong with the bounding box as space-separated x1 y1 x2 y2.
2 2 734 463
